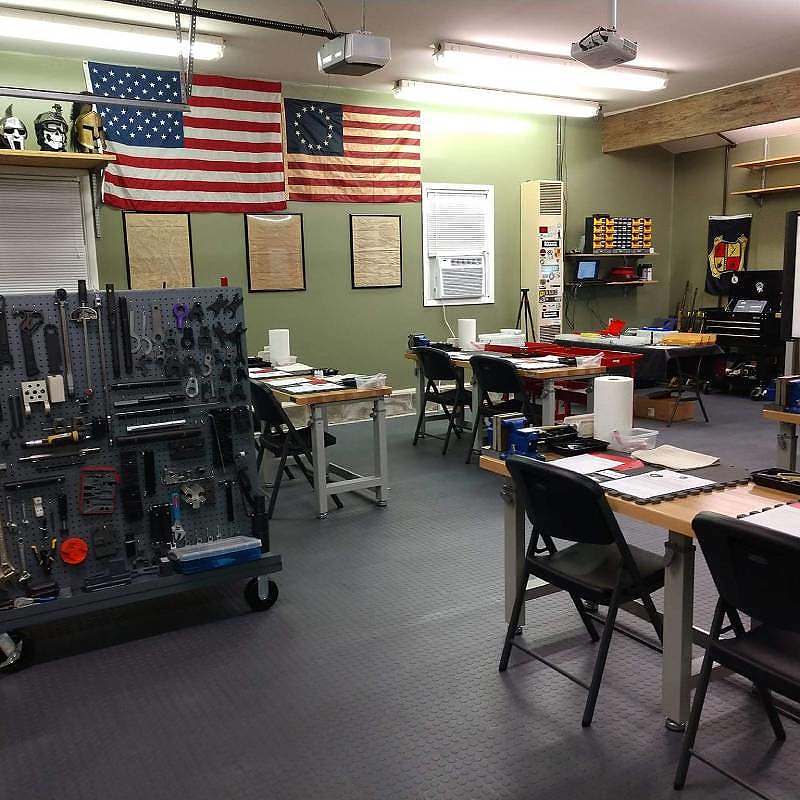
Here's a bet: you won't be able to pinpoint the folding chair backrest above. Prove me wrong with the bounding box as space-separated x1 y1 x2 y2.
415 347 458 382
506 455 622 546
250 380 290 431
469 355 522 396
693 512 800 634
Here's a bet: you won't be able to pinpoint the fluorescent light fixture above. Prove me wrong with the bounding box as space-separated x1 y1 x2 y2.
393 80 599 118
433 41 667 93
0 7 225 60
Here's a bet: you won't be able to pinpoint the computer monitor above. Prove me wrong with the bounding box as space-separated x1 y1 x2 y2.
576 260 599 281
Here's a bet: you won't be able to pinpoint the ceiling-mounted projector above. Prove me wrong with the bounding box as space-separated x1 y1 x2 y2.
571 27 637 68
317 31 391 75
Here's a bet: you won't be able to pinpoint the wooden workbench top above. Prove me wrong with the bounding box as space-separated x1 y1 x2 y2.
479 453 796 538
762 408 800 425
404 350 606 380
267 384 392 406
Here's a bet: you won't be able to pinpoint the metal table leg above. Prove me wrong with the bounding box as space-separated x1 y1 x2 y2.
372 396 389 506
310 404 329 519
540 378 556 425
662 531 696 731
415 364 426 436
777 421 798 470
502 480 527 626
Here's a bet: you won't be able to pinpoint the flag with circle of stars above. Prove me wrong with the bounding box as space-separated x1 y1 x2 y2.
87 62 184 148
284 99 343 156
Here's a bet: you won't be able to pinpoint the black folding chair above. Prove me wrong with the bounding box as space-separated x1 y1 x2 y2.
412 347 472 454
466 355 534 464
499 455 665 727
674 512 800 798
250 381 343 518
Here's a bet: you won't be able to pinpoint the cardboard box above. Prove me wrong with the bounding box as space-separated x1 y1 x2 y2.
634 394 695 423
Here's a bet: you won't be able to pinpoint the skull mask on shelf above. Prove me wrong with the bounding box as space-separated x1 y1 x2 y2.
71 101 106 154
0 105 28 150
34 104 69 152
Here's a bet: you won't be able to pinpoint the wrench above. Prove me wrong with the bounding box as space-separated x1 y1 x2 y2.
16 538 31 584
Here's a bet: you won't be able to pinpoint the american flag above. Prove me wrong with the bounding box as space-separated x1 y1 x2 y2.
86 61 286 212
284 98 420 202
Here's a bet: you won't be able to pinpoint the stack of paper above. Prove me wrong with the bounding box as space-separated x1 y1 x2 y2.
741 504 800 536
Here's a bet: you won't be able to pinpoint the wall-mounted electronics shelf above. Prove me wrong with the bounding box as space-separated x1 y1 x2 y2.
565 252 657 258
733 154 800 170
566 280 659 288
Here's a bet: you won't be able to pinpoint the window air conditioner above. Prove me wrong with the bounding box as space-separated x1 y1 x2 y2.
432 255 486 300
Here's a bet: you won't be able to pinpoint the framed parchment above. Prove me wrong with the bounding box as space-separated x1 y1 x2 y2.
123 213 194 289
350 214 402 289
246 213 306 292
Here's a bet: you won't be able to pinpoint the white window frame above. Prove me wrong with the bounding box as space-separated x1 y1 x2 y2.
421 182 494 307
0 166 99 291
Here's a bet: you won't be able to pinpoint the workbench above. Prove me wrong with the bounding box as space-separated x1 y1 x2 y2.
555 335 723 384
763 407 800 470
479 453 795 731
265 383 392 519
405 350 606 435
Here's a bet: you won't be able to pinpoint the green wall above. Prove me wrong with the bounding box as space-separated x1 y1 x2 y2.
2 49 681 386
671 134 800 309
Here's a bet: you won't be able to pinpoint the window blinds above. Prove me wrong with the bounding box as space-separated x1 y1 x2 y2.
0 176 90 293
424 187 491 256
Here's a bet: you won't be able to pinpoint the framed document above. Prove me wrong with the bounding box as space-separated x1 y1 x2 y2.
246 213 306 292
350 214 402 289
123 213 194 289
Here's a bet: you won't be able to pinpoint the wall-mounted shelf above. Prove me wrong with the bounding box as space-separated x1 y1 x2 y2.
733 154 800 170
730 184 800 199
565 252 657 259
566 280 659 288
0 150 115 171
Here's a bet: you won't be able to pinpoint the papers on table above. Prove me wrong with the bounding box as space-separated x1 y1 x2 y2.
632 445 719 470
248 367 290 378
601 470 714 500
274 380 342 394
740 504 800 536
551 454 628 475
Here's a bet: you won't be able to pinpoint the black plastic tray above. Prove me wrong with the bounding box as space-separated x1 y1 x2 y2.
549 437 609 456
751 468 800 496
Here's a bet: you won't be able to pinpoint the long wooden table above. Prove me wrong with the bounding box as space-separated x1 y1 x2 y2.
479 453 795 730
265 383 392 518
405 350 606 430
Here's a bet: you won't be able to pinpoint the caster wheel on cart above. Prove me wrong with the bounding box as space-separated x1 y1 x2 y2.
750 386 764 401
244 578 279 612
0 630 35 674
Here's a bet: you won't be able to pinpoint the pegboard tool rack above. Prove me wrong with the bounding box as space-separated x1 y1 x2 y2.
0 285 281 673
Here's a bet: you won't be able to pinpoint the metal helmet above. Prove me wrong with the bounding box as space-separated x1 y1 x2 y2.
0 105 27 150
34 104 68 152
71 101 106 154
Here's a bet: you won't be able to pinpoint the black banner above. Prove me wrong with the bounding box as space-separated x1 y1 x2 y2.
706 214 752 295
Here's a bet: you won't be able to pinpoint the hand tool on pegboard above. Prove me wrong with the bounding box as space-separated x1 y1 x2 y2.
70 281 98 398
54 288 75 398
105 284 121 378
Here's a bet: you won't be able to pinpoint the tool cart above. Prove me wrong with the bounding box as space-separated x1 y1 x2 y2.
0 284 281 673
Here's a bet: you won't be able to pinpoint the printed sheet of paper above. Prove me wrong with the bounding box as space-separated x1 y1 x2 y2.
351 215 402 288
124 213 193 289
742 504 800 536
601 470 714 499
551 454 628 475
247 214 305 291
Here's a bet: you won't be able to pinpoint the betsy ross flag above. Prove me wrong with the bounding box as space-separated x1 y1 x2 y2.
86 61 286 212
284 98 420 202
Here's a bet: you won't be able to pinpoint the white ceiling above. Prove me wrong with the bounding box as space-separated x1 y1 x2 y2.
2 0 800 112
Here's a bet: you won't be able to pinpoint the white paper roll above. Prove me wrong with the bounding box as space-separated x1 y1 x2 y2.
593 376 634 443
269 328 291 365
457 318 477 350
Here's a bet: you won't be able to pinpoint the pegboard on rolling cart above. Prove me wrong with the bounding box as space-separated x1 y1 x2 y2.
0 284 281 672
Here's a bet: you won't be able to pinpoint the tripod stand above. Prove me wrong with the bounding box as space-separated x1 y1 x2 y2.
515 287 536 342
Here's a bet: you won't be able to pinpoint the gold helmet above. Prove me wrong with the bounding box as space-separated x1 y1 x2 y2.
71 101 106 154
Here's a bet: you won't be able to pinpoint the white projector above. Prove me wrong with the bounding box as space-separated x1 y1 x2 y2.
571 27 637 68
317 32 391 76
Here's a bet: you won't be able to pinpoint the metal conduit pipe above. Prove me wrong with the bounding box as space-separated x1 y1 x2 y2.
102 0 345 39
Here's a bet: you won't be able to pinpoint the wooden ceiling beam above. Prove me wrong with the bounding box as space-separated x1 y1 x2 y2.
601 70 800 152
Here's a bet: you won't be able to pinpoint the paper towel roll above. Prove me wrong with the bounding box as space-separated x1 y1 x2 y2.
269 329 290 365
593 376 634 443
457 318 477 350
